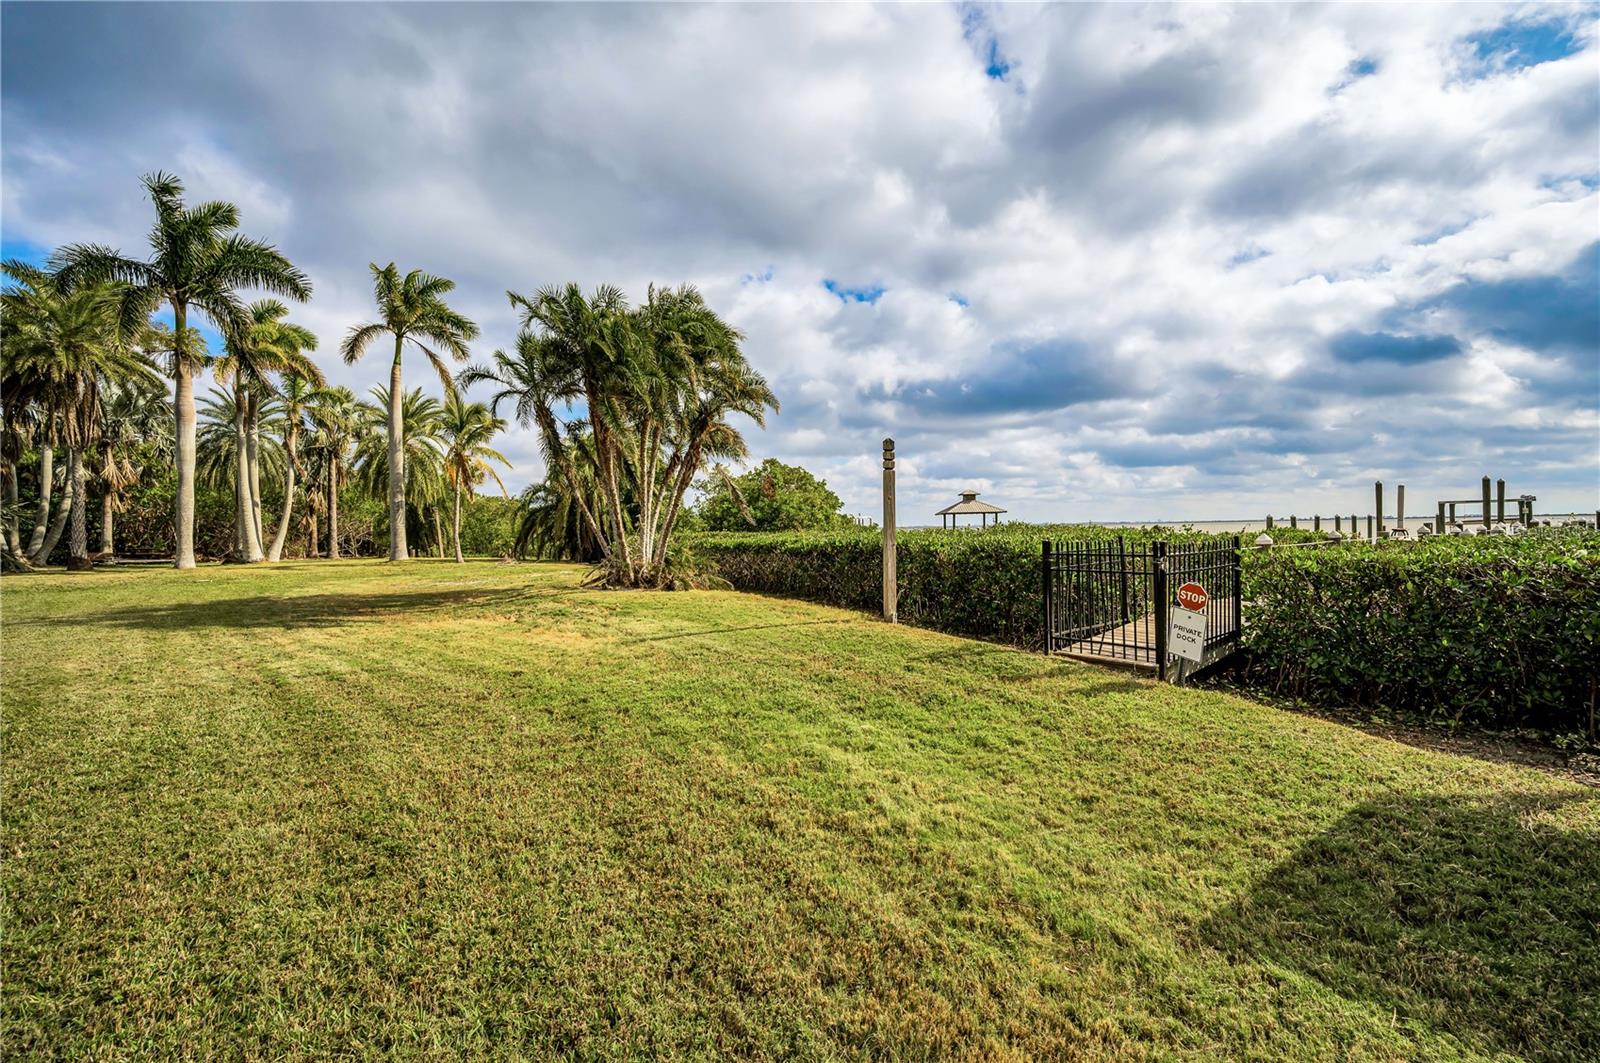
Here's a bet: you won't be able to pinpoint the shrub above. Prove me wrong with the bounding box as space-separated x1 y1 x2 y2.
1239 529 1600 737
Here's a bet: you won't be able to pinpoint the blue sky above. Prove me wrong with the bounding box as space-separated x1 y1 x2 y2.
3 2 1597 520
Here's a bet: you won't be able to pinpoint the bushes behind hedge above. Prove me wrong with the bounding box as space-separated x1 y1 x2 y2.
688 524 1600 736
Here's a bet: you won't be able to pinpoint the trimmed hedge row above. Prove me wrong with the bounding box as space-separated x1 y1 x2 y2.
1239 531 1600 736
688 525 1600 736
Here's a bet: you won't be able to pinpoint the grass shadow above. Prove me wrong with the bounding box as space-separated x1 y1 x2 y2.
10 585 537 632
1201 789 1600 1060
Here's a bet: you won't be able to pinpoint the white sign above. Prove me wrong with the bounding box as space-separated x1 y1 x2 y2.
1168 608 1207 663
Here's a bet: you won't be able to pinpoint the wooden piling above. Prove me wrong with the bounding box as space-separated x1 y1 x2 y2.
882 438 896 623
1497 479 1506 523
1437 501 1446 535
1313 514 1321 532
1481 477 1492 530
1375 481 1384 535
1396 484 1405 530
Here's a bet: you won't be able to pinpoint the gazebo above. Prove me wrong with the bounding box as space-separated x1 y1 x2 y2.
936 490 1007 529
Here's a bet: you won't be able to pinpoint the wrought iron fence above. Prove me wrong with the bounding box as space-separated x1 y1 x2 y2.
1043 536 1241 679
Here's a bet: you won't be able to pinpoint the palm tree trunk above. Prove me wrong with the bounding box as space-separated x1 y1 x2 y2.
308 508 318 558
173 303 197 569
431 506 444 558
654 437 705 559
388 341 408 561
66 449 90 571
329 458 341 560
246 393 266 550
233 386 264 562
5 461 23 554
267 428 295 562
100 491 115 556
453 484 464 563
25 444 53 558
30 453 73 566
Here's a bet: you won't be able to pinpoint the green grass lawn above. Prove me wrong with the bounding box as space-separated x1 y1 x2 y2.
3 560 1595 1060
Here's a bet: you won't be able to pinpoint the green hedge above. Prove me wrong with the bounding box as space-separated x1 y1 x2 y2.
689 524 1600 737
1239 530 1600 737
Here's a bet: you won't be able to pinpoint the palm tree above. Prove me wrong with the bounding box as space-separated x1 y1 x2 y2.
267 373 317 561
198 387 286 511
1 262 160 569
93 375 172 556
504 284 638 577
339 264 477 561
460 329 606 559
50 172 311 569
439 393 509 562
304 386 364 559
466 283 774 586
353 385 447 555
212 300 320 561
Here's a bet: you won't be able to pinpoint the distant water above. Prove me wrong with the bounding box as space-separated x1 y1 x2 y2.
900 514 1594 533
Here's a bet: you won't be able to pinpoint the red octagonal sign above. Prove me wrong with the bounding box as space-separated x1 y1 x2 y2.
1177 582 1208 612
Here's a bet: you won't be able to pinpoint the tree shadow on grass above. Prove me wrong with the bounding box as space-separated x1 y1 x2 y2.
11 586 540 632
1202 790 1600 1061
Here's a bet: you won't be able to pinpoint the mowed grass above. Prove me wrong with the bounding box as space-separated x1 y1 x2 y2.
2 561 1595 1061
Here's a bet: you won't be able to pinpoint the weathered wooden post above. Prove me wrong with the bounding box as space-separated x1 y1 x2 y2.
1396 484 1405 530
882 438 896 623
1367 514 1374 542
1437 501 1447 535
1334 514 1342 534
1289 514 1297 530
1480 476 1491 530
1449 502 1457 522
1375 481 1384 536
1265 515 1274 530
1313 514 1321 532
1496 479 1506 523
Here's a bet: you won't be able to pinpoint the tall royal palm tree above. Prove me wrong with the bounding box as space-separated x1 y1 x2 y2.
439 392 509 562
1 263 160 569
304 386 364 559
51 172 311 569
212 300 321 561
339 264 477 561
353 385 447 555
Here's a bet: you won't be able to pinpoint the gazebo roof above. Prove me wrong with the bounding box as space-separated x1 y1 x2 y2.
936 490 1007 516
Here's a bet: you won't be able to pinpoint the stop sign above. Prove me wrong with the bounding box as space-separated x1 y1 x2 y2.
1177 582 1208 612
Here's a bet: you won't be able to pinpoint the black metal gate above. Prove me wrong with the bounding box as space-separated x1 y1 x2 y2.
1042 536 1241 679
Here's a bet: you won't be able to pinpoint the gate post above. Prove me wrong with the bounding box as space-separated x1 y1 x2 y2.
1232 536 1243 645
1481 476 1492 530
882 438 896 623
1041 540 1053 654
1153 540 1169 682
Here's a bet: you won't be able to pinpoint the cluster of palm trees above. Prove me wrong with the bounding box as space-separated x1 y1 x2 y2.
463 283 776 587
3 170 776 582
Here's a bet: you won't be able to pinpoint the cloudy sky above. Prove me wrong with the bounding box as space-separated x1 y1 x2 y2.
4 2 1597 522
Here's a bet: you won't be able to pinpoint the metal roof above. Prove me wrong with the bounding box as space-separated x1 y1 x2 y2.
936 491 1007 516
